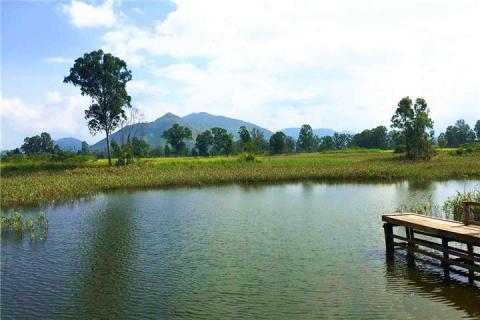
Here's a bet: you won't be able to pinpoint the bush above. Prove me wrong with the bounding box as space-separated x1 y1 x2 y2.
394 145 406 154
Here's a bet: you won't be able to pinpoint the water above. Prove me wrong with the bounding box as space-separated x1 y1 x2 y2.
1 180 480 319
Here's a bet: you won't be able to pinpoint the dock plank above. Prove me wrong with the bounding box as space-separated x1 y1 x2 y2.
382 213 480 246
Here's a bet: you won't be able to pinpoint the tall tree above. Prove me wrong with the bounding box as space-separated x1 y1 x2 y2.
250 128 268 153
284 136 296 153
211 127 234 155
161 123 192 156
64 49 132 166
269 131 287 154
296 124 317 152
131 137 150 157
238 126 252 151
391 97 434 159
195 130 214 156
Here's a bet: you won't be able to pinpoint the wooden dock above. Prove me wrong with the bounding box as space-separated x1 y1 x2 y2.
382 213 480 284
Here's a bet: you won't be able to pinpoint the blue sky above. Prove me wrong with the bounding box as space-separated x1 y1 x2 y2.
1 0 479 149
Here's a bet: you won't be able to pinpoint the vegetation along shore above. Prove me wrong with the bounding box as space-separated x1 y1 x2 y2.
1 149 479 208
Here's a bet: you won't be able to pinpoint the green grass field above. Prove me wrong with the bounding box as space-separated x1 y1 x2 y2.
1 150 479 208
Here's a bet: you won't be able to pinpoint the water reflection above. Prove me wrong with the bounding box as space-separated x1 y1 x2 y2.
71 194 139 318
385 254 480 318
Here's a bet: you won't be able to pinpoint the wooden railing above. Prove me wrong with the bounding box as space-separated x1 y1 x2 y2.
463 201 480 226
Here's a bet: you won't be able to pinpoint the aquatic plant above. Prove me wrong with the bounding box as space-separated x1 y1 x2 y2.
1 212 48 240
442 190 480 221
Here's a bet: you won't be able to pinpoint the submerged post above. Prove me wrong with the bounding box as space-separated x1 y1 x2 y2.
383 223 394 257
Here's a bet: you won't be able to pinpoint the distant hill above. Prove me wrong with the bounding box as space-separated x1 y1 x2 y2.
55 137 84 151
91 112 273 151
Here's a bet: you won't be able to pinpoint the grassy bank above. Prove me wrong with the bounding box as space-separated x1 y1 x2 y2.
1 150 479 208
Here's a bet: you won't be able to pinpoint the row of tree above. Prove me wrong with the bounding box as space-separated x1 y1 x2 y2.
58 49 479 164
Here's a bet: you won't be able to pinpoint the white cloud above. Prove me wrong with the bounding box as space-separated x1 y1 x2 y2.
46 56 72 64
63 0 116 28
0 93 94 149
101 0 480 132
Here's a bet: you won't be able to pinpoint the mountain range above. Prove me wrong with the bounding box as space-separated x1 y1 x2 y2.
48 112 351 151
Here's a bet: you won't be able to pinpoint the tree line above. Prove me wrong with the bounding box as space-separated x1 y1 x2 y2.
5 50 479 163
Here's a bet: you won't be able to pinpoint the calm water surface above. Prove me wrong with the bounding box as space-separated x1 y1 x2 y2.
1 180 480 319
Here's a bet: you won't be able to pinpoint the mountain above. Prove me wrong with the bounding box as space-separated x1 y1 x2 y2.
55 137 84 151
91 112 273 151
281 128 337 139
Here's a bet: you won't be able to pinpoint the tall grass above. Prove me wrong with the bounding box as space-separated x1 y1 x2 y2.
1 150 479 208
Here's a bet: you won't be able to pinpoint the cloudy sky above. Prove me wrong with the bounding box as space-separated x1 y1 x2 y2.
1 0 479 149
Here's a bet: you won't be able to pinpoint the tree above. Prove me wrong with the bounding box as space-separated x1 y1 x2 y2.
437 133 448 148
391 97 434 159
333 133 353 149
238 126 252 151
64 49 132 166
318 136 334 151
285 136 295 153
475 120 480 140
444 119 476 147
79 141 90 155
131 137 150 157
211 127 234 155
161 123 192 156
296 124 317 152
195 130 214 156
250 128 268 153
21 132 56 154
351 126 388 149
269 131 287 154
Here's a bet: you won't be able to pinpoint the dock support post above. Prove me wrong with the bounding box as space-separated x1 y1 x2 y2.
405 227 415 265
467 243 475 285
441 238 450 278
383 223 394 257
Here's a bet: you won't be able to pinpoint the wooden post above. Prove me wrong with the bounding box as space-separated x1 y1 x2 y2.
467 243 475 285
463 202 470 225
442 238 450 278
384 223 394 257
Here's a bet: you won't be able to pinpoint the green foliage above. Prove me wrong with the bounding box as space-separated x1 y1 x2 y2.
475 120 480 140
131 137 150 157
437 133 448 148
391 97 434 159
161 123 192 156
1 212 48 240
21 132 56 154
318 136 334 151
2 150 480 207
443 190 480 221
250 128 268 154
195 129 214 156
451 142 480 156
64 49 132 166
238 126 252 151
443 119 476 147
269 131 287 154
397 195 440 217
79 141 90 155
332 133 353 149
238 152 256 162
351 126 387 149
296 124 317 152
211 127 234 155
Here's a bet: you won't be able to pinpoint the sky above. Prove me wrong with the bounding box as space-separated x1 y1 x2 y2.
1 0 479 149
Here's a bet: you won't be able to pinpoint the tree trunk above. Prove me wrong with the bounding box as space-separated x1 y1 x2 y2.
106 129 112 166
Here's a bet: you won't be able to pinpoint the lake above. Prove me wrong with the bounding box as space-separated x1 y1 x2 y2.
1 180 480 319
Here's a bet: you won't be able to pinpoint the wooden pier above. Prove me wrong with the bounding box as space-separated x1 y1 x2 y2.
382 206 480 284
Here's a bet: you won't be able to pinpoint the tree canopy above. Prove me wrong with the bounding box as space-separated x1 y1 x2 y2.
211 127 234 155
161 123 192 155
64 49 132 165
21 132 56 154
443 119 476 147
296 124 317 152
195 130 214 156
391 97 434 159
